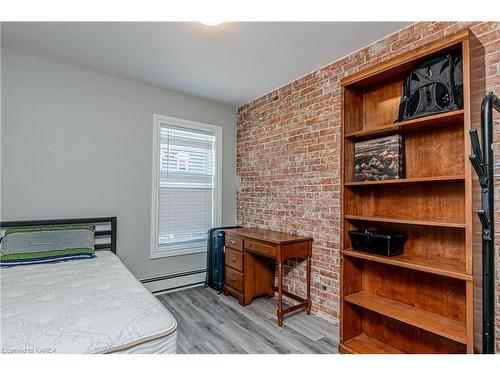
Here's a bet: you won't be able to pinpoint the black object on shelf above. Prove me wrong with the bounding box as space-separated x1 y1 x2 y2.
349 230 407 257
396 52 463 122
469 92 500 354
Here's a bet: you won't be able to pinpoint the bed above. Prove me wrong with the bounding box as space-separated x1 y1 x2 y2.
0 217 177 354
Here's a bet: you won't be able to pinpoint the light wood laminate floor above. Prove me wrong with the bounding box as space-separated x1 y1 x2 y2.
158 286 339 354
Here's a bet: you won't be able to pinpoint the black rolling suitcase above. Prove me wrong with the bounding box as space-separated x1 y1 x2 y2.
205 226 240 292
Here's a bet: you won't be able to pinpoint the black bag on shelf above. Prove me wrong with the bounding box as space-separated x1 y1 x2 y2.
396 52 463 122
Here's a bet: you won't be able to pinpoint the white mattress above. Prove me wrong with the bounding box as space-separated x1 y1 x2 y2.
1 251 177 354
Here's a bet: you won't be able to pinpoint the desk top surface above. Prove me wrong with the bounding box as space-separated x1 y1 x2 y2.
224 227 312 245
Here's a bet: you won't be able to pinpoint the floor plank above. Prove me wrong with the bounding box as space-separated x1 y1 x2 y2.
158 286 339 354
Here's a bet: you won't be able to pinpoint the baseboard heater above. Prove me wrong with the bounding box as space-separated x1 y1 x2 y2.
141 269 206 295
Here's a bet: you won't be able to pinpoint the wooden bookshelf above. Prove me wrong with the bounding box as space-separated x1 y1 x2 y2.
339 28 484 354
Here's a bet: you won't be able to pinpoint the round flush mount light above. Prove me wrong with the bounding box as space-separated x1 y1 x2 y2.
199 19 224 27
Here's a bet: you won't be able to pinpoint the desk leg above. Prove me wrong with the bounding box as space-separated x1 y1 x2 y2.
306 254 311 315
277 260 283 327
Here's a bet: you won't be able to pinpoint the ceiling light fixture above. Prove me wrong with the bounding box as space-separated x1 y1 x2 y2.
199 19 224 27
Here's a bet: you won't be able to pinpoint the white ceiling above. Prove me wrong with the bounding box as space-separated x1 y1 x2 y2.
1 22 410 106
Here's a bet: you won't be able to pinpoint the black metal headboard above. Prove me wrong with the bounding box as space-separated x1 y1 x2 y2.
0 217 117 254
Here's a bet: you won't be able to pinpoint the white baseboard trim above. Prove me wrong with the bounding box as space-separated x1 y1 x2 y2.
141 269 206 295
152 282 205 296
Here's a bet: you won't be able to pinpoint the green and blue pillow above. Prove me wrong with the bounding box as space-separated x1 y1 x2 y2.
0 225 96 267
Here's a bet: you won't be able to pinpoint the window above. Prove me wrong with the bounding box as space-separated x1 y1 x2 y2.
151 115 222 258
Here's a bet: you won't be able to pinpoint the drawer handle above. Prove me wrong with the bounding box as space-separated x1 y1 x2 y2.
230 240 236 245
230 277 236 282
230 257 236 262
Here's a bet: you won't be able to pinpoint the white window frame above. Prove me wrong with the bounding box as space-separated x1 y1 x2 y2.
151 114 222 259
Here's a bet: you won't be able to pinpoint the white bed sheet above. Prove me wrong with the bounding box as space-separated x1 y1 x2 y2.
1 251 177 354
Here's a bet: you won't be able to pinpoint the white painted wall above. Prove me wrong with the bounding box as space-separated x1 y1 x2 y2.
0 49 237 279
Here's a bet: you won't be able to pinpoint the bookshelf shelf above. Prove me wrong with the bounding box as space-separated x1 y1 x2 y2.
344 175 465 187
344 110 464 141
340 333 405 354
344 292 467 344
344 215 466 228
341 249 470 281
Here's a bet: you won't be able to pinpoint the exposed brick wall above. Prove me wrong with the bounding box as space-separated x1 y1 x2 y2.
236 22 500 348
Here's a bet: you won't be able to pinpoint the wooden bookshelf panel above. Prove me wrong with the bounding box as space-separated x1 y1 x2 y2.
361 309 466 354
341 255 364 343
404 124 464 179
341 256 467 332
342 249 469 281
344 124 465 183
362 261 467 322
345 292 466 343
343 72 458 133
343 87 364 134
343 80 403 134
343 139 356 183
341 301 363 345
344 110 465 141
342 38 462 89
341 305 466 354
342 39 463 134
341 333 405 354
361 75 404 130
344 175 465 187
344 181 465 224
342 219 466 265
344 215 466 228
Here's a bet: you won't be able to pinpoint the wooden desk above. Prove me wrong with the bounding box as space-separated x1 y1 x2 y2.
223 228 313 326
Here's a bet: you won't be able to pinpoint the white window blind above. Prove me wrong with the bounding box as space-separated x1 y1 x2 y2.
156 125 216 253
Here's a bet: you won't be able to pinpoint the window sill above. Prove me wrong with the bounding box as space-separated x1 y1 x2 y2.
151 246 207 259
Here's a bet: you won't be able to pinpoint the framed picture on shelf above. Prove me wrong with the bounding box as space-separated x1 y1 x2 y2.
354 134 405 182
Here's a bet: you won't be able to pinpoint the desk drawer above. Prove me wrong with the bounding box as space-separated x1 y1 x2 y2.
225 247 243 272
225 267 243 291
225 235 243 251
245 239 277 258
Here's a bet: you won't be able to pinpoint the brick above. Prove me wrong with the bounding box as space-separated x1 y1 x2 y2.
236 21 500 349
